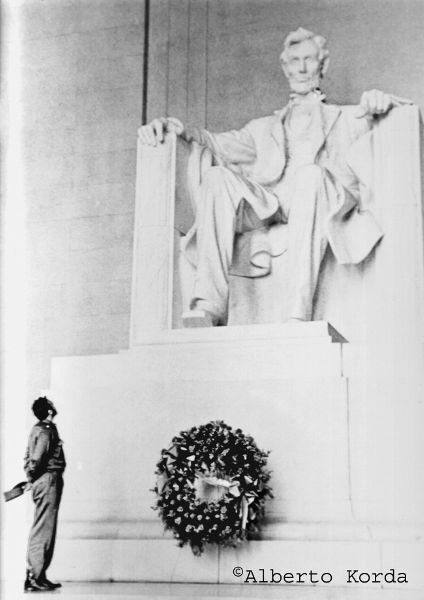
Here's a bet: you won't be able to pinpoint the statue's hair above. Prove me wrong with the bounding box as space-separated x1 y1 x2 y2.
280 27 329 65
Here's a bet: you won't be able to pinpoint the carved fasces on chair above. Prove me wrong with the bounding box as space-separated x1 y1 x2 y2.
130 133 176 343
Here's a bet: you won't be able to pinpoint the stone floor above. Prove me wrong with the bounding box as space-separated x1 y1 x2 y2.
0 582 422 600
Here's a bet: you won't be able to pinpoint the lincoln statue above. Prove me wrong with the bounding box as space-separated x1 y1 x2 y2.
138 27 407 327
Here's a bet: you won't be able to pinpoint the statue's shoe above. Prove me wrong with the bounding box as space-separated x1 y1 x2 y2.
182 309 219 328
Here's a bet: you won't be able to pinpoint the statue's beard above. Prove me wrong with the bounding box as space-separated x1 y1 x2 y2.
288 74 321 95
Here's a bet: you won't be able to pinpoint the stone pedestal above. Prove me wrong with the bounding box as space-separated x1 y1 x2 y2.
44 322 424 589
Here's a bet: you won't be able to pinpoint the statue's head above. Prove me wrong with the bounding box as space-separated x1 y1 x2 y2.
280 27 329 94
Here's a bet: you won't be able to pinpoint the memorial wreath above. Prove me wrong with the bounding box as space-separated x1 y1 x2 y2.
153 420 272 555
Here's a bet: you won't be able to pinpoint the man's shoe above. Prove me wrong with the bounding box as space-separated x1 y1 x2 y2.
24 574 51 592
41 577 62 590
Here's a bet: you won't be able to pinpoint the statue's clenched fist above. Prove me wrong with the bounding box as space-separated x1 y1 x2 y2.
138 117 185 145
356 89 412 118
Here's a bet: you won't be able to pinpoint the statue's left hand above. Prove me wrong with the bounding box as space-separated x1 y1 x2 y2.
356 89 413 118
138 117 185 146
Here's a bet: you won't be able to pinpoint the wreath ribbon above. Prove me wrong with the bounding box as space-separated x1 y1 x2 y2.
200 475 240 494
197 474 256 531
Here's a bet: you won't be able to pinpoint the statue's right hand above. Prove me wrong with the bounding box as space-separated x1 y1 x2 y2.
138 117 184 146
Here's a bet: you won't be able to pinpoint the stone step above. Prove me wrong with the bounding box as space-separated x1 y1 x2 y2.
127 321 347 345
52 321 345 382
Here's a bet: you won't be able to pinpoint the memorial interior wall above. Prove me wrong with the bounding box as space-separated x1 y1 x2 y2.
20 0 146 403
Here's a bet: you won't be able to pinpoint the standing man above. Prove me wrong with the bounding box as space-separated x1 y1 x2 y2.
139 27 409 326
24 396 65 592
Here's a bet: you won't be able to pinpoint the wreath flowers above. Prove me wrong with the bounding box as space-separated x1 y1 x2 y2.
153 421 272 555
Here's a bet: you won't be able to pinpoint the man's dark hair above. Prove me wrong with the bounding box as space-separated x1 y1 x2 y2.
32 396 52 420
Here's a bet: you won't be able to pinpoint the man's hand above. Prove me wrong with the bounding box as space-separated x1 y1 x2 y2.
138 117 185 146
356 89 413 118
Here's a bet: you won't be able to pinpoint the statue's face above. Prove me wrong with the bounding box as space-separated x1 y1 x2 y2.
282 39 323 94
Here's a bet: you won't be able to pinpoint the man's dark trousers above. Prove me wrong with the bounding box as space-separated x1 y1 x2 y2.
27 472 63 580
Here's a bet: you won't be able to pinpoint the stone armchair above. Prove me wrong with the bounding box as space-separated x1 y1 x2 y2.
130 106 423 344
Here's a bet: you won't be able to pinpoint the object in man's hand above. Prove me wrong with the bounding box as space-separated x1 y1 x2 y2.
4 481 28 502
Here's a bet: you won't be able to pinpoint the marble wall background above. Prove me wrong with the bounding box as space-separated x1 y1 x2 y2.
20 0 145 398
146 0 424 131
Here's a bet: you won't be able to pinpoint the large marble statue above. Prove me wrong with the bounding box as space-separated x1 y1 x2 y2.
138 27 408 326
